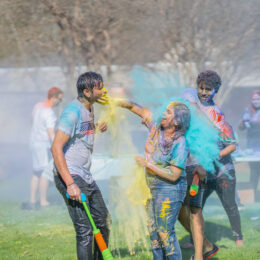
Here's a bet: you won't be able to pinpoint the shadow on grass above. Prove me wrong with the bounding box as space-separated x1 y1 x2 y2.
111 221 233 259
180 221 233 259
204 221 234 244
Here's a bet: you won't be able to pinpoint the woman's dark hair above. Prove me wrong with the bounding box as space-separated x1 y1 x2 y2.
170 102 191 138
196 70 222 93
77 72 103 97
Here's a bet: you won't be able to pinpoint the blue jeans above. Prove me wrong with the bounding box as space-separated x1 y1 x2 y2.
146 177 187 260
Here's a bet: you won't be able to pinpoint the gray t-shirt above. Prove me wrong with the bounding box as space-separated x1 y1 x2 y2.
57 98 95 184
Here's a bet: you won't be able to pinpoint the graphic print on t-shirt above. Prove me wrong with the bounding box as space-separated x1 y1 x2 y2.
79 121 95 136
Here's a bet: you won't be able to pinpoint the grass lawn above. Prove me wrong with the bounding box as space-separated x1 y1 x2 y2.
1 174 260 260
1 202 260 259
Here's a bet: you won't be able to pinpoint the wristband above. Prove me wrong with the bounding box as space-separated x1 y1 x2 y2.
67 182 75 187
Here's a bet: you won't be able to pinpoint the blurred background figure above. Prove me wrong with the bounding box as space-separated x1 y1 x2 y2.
239 90 260 199
110 83 125 99
23 87 63 209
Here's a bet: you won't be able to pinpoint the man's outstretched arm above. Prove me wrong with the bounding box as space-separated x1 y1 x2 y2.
118 100 151 120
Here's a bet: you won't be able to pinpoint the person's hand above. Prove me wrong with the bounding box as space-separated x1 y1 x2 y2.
135 156 157 176
194 165 206 181
96 88 110 105
219 150 225 158
146 167 156 176
67 183 81 202
96 121 108 132
135 156 147 167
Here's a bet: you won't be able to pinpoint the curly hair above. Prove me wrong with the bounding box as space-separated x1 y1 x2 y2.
196 70 222 93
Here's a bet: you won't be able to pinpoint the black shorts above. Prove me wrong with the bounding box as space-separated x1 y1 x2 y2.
183 165 206 208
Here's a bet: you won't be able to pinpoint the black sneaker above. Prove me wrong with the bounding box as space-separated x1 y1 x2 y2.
203 244 219 259
21 202 40 210
21 202 34 210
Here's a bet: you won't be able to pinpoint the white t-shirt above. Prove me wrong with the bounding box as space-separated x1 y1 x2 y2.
30 102 57 147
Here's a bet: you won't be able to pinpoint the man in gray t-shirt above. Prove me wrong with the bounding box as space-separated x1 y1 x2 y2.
56 98 95 184
52 72 110 259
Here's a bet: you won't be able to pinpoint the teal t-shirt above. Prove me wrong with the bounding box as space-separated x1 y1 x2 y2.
145 120 189 187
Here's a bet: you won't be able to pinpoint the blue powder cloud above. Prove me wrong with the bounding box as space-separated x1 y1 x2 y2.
130 65 221 174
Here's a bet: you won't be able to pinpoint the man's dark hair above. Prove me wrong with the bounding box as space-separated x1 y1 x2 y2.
47 87 63 99
196 70 222 93
77 72 103 97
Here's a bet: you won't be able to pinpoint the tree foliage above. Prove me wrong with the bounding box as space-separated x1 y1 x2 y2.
1 0 260 102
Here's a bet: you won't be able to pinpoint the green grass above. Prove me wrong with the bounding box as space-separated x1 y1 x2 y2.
0 201 260 260
1 173 260 260
0 203 75 260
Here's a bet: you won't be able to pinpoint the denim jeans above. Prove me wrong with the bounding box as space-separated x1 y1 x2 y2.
146 177 187 260
55 174 111 260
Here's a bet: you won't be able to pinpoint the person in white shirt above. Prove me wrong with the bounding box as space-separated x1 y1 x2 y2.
29 87 63 208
